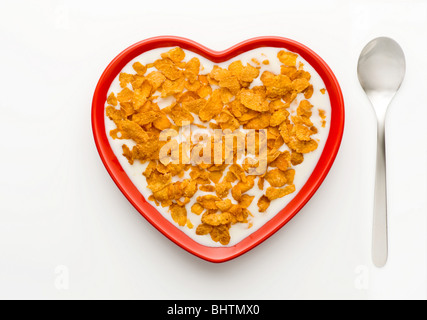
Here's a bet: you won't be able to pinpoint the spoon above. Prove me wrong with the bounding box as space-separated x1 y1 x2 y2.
357 37 406 268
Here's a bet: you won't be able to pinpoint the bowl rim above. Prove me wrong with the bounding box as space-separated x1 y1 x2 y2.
92 36 345 263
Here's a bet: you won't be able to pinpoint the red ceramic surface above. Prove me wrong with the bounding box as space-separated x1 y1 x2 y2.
92 36 345 263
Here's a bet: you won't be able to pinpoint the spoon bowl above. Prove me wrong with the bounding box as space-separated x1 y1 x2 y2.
358 38 406 95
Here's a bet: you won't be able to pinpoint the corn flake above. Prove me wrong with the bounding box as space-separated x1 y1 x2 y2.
240 89 269 112
132 62 147 75
265 184 296 201
161 47 186 63
277 50 298 66
257 195 270 212
265 169 288 187
170 204 187 227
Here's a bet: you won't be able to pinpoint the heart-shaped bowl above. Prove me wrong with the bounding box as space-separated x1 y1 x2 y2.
92 36 344 263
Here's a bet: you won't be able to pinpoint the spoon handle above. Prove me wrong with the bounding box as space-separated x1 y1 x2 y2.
372 121 388 267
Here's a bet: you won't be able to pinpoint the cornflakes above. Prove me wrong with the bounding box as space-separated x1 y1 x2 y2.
154 58 183 81
210 225 230 245
170 204 187 227
199 90 223 122
169 103 194 126
264 169 288 188
266 184 296 201
319 109 327 128
191 203 204 215
238 194 255 208
215 181 232 199
257 195 270 212
132 62 147 75
215 199 233 212
197 195 221 210
196 223 213 236
107 92 118 106
270 108 290 127
202 212 232 226
240 89 270 112
145 71 166 90
105 47 327 246
271 151 291 171
277 50 298 66
161 47 185 63
132 111 160 126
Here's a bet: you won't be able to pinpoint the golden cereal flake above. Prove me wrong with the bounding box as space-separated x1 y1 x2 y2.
264 169 288 188
215 181 232 199
107 92 118 106
145 71 166 90
199 185 215 192
184 57 201 82
132 111 160 126
154 58 183 81
198 90 223 122
202 212 232 226
238 194 255 208
117 87 134 104
284 169 295 184
277 50 298 66
196 223 213 236
210 225 231 245
132 62 147 75
271 151 291 171
215 199 233 212
319 108 327 128
161 77 186 98
270 108 290 127
197 195 221 210
293 124 313 141
265 184 296 201
161 47 186 63
119 73 134 88
169 103 194 126
257 195 271 212
240 89 270 112
288 137 318 154
191 203 204 215
170 204 187 227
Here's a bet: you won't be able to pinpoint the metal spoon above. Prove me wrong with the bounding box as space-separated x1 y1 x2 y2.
357 37 406 268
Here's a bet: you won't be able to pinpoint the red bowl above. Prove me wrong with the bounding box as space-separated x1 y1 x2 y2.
92 36 344 263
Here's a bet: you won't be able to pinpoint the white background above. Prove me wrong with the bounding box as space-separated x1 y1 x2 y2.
0 0 426 300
